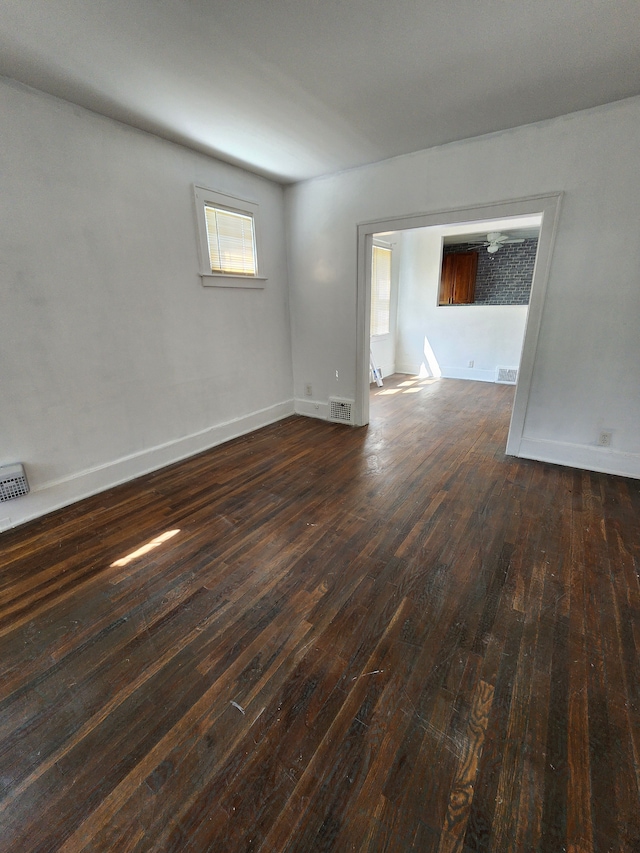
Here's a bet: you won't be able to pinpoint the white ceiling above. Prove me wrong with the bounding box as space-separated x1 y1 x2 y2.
441 216 542 244
2 0 640 184
381 215 541 245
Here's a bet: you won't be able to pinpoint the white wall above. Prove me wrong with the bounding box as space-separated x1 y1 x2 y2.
395 228 528 382
287 96 640 479
0 78 294 530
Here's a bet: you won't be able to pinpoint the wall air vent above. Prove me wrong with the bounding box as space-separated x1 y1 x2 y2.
0 464 29 502
496 367 518 385
328 398 355 425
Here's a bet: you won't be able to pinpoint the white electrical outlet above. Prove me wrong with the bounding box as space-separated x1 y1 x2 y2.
598 430 612 447
468 360 474 368
335 370 339 380
305 383 312 396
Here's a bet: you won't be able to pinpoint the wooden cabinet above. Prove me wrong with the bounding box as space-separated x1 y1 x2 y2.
439 251 478 305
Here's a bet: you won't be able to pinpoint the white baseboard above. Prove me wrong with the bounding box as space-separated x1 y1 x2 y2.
294 398 329 420
394 363 495 383
0 399 295 533
516 437 640 480
394 363 422 377
441 367 495 383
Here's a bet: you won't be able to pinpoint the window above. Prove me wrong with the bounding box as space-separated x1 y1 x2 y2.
371 244 391 336
205 206 256 276
193 186 266 288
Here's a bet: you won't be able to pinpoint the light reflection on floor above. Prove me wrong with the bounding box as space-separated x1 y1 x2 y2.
374 376 440 395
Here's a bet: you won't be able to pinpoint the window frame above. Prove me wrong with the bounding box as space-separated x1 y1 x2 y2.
193 185 267 288
370 241 392 338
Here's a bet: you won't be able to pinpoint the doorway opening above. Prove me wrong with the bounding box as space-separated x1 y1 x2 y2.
356 194 562 458
369 215 541 386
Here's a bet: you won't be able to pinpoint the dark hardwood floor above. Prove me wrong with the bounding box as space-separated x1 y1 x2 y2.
1 375 640 852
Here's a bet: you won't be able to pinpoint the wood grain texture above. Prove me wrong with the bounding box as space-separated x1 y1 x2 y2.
1 375 640 852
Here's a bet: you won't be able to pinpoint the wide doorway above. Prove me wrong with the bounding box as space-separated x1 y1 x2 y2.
356 194 561 458
369 216 541 391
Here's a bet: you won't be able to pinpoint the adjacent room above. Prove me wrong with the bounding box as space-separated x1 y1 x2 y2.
1 1 640 850
369 215 542 388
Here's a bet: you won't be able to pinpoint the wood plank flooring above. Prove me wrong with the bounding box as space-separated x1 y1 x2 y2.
1 375 640 852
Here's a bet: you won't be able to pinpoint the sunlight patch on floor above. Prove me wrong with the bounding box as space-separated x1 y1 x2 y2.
111 529 181 568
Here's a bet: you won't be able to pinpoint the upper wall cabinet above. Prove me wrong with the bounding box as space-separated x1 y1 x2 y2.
439 251 478 305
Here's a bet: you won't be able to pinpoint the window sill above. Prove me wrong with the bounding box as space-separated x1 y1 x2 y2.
200 273 267 289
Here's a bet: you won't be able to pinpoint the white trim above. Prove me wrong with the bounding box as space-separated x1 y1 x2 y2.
200 273 267 289
395 364 498 383
441 367 496 383
294 398 329 420
193 185 267 286
517 438 640 480
0 400 294 533
356 194 563 456
394 362 424 376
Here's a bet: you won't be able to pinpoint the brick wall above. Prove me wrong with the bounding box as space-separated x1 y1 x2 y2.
443 238 538 305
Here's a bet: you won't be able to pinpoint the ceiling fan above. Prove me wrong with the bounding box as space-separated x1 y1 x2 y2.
468 231 525 253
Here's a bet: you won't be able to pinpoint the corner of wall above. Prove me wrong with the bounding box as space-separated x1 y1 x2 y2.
294 399 329 421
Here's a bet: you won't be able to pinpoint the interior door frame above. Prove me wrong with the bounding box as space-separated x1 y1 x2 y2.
355 193 563 457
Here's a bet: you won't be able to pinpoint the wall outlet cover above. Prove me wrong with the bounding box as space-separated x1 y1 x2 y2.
598 430 612 447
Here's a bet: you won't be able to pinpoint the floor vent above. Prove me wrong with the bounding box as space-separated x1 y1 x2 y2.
328 398 355 425
496 367 518 385
0 464 29 502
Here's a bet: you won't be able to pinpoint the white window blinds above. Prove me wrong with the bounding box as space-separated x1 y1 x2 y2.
371 245 391 336
204 206 257 276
